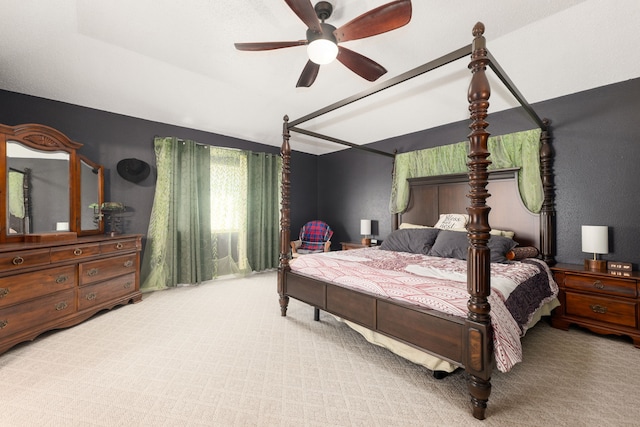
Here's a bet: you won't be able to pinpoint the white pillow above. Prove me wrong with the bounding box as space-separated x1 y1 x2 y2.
434 214 469 230
436 218 515 239
399 222 433 230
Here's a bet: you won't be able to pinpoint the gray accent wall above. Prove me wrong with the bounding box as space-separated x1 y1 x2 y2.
0 89 318 252
1 77 639 269
318 78 640 268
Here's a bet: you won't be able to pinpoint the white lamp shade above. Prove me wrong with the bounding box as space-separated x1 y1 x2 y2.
360 219 371 236
581 225 608 254
307 39 338 65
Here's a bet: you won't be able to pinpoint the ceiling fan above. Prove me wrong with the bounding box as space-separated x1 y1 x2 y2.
234 0 412 88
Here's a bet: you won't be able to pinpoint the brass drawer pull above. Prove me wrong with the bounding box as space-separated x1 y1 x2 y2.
55 301 68 311
0 288 9 298
86 292 97 301
87 268 99 277
124 260 134 268
592 280 605 290
116 242 124 250
74 248 83 256
124 281 132 289
55 275 68 284
12 256 24 265
590 304 608 314
0 319 7 329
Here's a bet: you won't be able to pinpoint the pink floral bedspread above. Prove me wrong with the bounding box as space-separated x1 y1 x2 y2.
289 247 558 372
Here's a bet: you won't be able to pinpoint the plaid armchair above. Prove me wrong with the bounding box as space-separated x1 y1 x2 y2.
290 220 333 258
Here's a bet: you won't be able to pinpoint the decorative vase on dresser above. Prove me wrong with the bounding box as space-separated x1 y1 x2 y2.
550 263 640 347
0 123 143 355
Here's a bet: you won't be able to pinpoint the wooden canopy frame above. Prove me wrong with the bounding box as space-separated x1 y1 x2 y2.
277 22 555 420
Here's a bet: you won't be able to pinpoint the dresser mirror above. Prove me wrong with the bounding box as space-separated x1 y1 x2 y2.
79 155 104 232
7 141 70 234
0 123 104 242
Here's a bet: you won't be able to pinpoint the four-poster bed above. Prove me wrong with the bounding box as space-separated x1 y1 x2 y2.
277 22 556 420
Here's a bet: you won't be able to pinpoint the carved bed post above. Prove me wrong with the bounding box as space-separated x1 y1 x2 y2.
539 119 555 265
391 149 399 230
278 115 291 316
466 22 493 421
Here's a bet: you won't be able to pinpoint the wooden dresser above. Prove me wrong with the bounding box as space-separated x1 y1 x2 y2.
0 234 142 355
550 263 640 347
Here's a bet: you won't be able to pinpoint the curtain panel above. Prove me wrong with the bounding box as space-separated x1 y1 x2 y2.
390 129 543 215
141 138 281 292
246 152 282 272
141 138 213 292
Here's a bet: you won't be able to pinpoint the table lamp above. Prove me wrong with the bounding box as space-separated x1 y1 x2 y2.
582 225 608 272
360 219 372 246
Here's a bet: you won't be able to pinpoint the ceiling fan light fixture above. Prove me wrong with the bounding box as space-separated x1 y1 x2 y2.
307 38 338 65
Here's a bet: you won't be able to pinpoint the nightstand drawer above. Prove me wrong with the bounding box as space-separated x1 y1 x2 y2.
564 273 637 298
565 292 637 328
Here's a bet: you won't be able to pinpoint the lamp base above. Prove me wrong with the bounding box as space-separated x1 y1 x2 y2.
361 238 371 246
584 259 607 272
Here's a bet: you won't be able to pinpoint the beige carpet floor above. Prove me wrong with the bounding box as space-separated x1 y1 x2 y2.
1 271 639 426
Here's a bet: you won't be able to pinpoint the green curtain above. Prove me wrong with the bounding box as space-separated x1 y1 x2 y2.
141 139 282 291
390 128 543 214
246 152 281 271
209 146 251 277
141 137 213 291
8 170 25 219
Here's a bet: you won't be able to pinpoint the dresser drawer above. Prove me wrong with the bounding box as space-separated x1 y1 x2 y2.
0 248 50 272
100 238 140 254
79 254 137 286
565 292 637 328
78 273 136 311
0 288 76 338
564 273 637 298
0 265 76 309
50 243 101 263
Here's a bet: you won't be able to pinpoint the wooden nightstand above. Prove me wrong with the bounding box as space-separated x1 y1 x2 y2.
550 263 640 347
340 242 369 250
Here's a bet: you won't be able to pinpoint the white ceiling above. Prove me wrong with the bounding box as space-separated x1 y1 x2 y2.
1 1 638 155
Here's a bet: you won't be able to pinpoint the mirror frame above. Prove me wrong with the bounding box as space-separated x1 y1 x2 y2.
78 155 105 236
0 123 105 242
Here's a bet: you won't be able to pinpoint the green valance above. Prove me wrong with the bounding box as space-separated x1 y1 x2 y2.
9 171 25 219
390 128 543 215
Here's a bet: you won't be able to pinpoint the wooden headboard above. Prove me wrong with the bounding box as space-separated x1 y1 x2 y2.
398 168 541 248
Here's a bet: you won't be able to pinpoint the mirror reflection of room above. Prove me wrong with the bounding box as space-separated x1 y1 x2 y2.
6 141 70 235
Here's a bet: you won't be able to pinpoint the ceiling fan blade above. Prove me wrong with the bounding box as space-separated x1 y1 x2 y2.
336 46 387 82
285 0 322 33
296 60 320 87
234 40 307 51
334 0 412 43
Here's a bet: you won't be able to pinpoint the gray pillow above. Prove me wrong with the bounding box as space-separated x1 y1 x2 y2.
380 228 440 255
488 235 519 263
428 230 517 263
428 229 468 260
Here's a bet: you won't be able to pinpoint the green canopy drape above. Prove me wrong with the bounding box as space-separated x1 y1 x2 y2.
390 128 543 215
